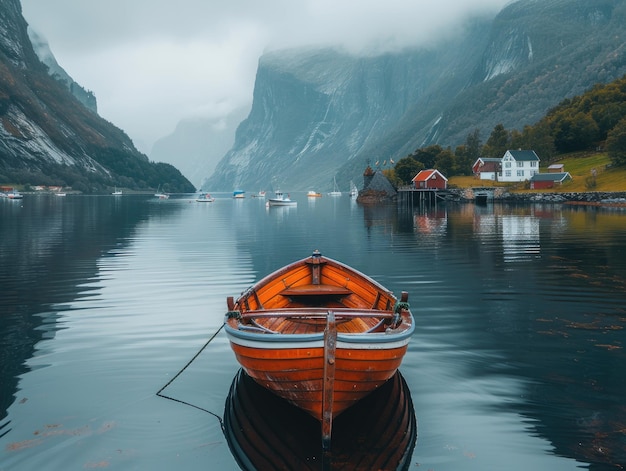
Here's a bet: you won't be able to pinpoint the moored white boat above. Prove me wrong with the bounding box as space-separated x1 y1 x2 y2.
329 177 342 196
350 180 358 198
154 186 169 199
267 191 297 206
196 192 215 202
5 189 24 199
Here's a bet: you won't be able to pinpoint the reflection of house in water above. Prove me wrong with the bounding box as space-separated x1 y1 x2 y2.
413 208 448 236
501 216 540 262
472 208 541 263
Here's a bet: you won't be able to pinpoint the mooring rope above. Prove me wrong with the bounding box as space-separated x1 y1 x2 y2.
156 323 225 422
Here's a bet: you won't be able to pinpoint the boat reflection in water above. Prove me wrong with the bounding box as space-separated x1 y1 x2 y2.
223 369 417 470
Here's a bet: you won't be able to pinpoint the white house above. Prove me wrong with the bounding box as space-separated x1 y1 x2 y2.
499 150 540 182
472 157 502 180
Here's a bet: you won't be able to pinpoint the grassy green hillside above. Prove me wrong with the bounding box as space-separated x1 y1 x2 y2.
449 152 626 192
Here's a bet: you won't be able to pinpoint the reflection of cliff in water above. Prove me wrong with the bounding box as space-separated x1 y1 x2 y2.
224 369 416 471
0 196 180 422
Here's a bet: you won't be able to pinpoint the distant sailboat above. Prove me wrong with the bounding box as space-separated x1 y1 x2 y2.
328 177 342 196
154 185 169 199
350 180 358 198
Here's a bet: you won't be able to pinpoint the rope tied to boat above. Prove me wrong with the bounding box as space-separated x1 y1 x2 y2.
156 323 225 428
226 310 242 320
391 300 410 327
394 301 410 313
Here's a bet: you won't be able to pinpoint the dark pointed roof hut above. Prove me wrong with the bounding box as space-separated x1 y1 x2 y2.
356 166 397 204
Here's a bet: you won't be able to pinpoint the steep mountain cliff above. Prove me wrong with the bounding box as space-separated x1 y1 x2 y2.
28 28 97 114
204 0 626 192
205 44 476 192
0 0 194 193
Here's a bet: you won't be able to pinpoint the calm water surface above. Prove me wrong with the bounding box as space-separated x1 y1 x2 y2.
1 193 626 470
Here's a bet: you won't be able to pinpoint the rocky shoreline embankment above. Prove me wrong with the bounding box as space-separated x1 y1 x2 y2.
445 189 626 205
500 191 626 204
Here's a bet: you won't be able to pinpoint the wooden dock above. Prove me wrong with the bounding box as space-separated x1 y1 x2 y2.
397 187 450 207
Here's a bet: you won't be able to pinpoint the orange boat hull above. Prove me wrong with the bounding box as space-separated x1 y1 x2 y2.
229 342 408 420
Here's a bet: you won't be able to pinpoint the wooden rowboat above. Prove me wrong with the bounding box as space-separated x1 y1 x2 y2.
224 250 414 449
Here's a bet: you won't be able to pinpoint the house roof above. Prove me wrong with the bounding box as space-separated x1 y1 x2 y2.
412 169 448 182
363 171 397 195
530 172 571 182
476 161 500 172
505 150 540 161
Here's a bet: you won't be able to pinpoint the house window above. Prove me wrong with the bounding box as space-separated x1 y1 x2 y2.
504 162 511 168
517 161 524 167
517 170 524 177
505 170 511 177
530 161 537 167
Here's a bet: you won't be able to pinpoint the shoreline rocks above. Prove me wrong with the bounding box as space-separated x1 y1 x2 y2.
499 191 626 204
442 189 626 204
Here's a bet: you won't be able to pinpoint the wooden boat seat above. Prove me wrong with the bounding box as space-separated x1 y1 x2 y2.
280 284 352 297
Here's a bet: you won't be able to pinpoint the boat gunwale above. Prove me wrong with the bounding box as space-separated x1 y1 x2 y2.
224 318 414 344
238 307 396 319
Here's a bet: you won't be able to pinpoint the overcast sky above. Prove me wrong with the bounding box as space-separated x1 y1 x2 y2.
21 0 510 153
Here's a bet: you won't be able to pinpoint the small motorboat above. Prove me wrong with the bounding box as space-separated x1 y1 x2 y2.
307 190 322 198
267 190 297 206
5 189 24 199
224 250 414 449
233 190 245 199
196 193 215 202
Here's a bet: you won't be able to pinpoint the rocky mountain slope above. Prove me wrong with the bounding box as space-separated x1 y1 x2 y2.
28 28 97 114
204 0 626 192
0 0 194 193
